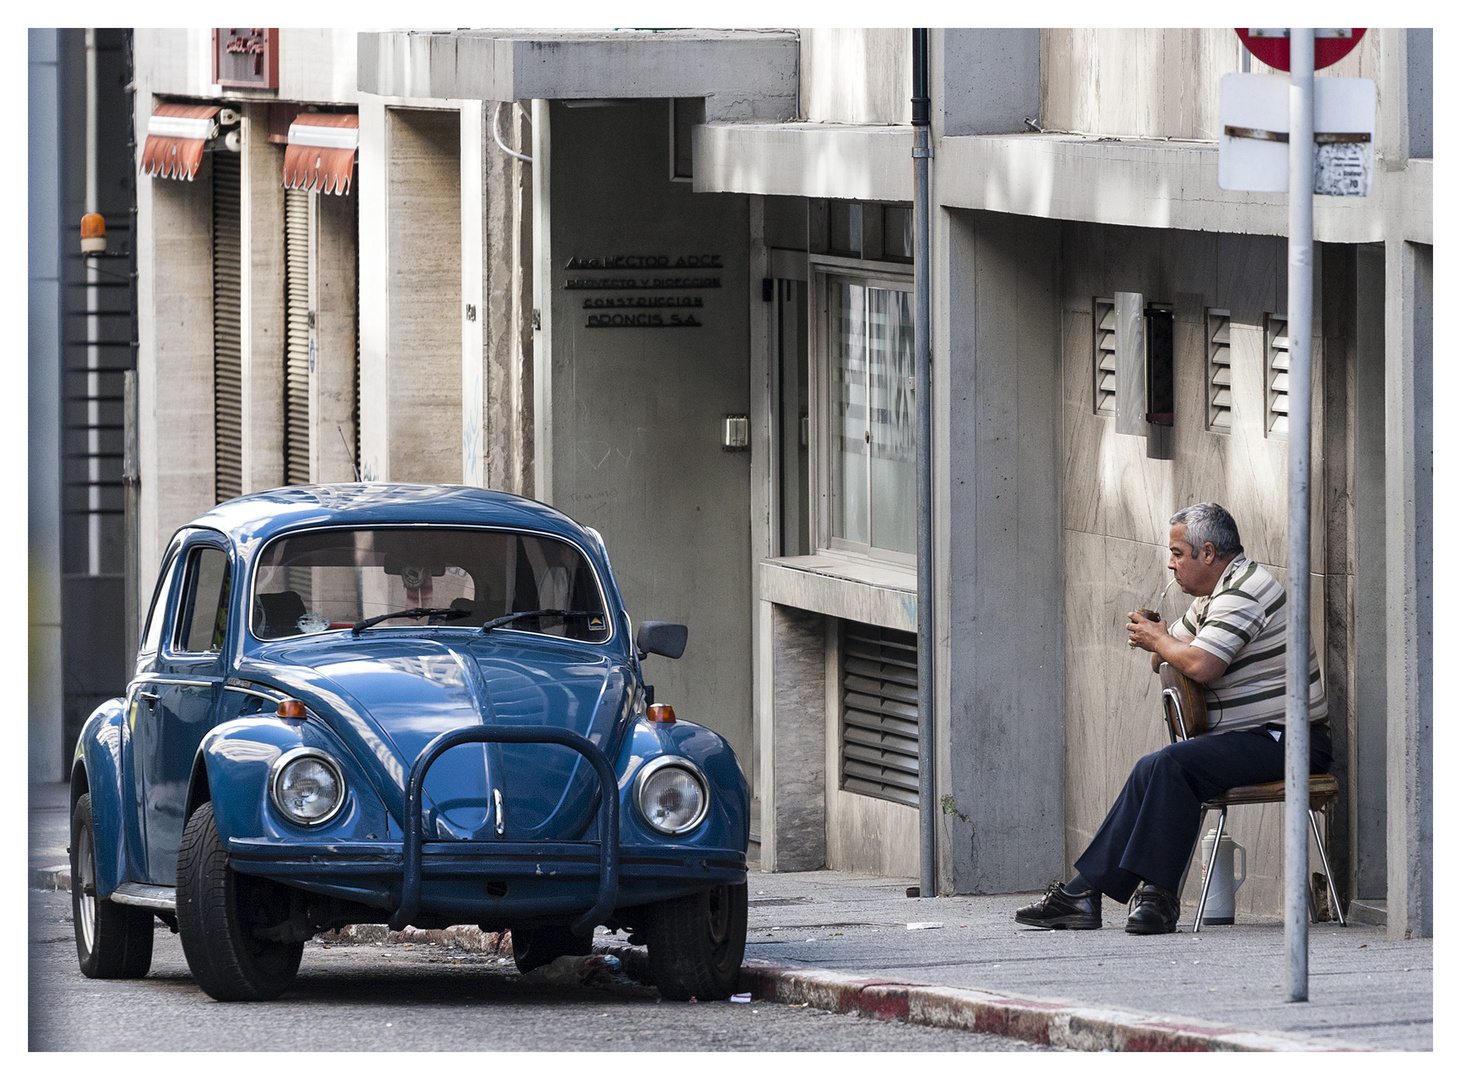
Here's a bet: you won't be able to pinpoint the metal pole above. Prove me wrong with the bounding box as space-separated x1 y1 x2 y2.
1284 27 1315 1004
911 27 937 899
123 29 141 662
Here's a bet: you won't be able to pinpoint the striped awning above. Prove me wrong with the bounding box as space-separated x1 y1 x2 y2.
282 114 358 195
139 104 221 181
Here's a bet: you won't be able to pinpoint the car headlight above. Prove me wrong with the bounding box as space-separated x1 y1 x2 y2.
269 748 346 827
633 756 709 835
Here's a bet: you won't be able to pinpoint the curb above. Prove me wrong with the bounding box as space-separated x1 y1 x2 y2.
599 945 1367 1052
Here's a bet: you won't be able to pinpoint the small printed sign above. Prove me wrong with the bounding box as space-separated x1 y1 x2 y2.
1314 143 1372 197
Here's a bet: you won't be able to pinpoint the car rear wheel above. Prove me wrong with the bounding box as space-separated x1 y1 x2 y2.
510 922 594 974
643 882 747 1000
71 793 154 979
177 801 303 1001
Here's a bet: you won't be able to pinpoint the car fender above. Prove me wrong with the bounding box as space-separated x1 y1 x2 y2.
71 695 132 898
616 718 749 852
192 716 392 849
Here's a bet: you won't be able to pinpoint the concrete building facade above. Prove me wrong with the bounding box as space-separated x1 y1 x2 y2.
33 27 1430 941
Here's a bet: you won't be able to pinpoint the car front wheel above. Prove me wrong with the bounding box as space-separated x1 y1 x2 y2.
176 801 303 1001
643 882 747 1001
71 792 154 979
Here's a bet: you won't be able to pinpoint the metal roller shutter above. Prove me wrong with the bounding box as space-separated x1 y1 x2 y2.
212 152 242 502
283 188 311 484
839 620 921 807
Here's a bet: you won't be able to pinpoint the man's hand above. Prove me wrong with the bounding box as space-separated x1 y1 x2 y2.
1126 611 1228 683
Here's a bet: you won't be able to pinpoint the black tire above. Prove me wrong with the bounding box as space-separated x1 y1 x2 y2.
644 882 747 1001
70 793 154 979
176 802 303 1001
510 922 593 974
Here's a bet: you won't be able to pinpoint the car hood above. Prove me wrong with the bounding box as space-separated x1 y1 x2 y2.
236 633 634 839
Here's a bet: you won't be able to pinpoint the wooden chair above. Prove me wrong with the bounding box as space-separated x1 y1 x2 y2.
1158 663 1346 932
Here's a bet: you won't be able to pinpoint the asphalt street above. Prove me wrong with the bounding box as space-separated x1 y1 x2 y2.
28 887 1048 1052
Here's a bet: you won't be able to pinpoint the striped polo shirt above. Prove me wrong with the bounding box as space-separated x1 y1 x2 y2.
1169 555 1328 734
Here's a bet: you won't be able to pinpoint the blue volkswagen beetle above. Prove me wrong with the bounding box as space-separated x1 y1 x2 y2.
69 484 749 1001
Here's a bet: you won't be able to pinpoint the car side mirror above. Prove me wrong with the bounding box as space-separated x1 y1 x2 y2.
636 621 688 660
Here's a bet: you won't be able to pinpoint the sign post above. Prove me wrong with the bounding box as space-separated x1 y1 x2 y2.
1221 26 1369 1005
1283 27 1315 1006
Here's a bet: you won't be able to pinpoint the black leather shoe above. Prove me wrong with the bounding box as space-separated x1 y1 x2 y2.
1015 881 1102 930
1126 882 1180 935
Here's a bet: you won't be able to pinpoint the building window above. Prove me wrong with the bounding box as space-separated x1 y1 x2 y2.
1207 309 1232 433
811 199 915 263
1266 313 1289 437
1093 298 1116 416
839 619 920 807
812 263 916 562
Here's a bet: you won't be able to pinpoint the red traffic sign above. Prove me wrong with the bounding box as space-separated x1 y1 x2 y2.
1236 29 1366 72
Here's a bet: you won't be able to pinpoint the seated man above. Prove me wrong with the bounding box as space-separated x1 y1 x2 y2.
1016 502 1331 935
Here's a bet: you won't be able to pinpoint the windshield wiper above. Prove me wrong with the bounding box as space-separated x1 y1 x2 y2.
351 607 472 635
479 609 600 634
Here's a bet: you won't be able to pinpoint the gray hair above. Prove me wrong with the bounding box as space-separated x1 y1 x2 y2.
1170 502 1243 558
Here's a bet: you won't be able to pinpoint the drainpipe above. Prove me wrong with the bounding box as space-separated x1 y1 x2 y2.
123 29 141 663
912 28 937 899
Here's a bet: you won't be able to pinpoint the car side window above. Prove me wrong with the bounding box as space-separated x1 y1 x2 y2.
175 547 232 654
139 553 181 656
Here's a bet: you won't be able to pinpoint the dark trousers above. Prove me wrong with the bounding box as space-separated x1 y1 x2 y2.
1073 725 1333 902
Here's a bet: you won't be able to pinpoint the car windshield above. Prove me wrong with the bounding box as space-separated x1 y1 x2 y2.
251 527 611 643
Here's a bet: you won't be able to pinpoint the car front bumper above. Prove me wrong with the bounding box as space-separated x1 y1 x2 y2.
226 837 747 922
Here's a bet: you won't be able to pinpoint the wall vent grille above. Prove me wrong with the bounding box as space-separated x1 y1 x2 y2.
1266 313 1289 437
1207 309 1232 432
1093 298 1117 416
840 620 920 807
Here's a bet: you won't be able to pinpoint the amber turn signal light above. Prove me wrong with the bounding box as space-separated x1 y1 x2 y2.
647 703 676 724
80 213 106 253
277 698 307 720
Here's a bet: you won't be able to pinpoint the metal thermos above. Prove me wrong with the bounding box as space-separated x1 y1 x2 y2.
1199 829 1247 925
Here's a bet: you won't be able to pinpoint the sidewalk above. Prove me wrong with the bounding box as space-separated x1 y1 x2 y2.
31 782 1431 1051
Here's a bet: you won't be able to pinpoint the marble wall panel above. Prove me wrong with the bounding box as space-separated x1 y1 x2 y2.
1063 404 1105 536
1059 222 1105 315
1061 307 1092 412
1169 233 1218 300
824 784 920 878
1216 231 1282 328
767 604 828 871
1100 418 1175 546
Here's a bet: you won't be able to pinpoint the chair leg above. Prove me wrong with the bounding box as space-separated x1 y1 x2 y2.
1308 807 1347 927
1176 807 1208 898
1192 807 1226 933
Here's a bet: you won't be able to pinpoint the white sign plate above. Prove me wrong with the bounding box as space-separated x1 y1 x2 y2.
1218 75 1376 196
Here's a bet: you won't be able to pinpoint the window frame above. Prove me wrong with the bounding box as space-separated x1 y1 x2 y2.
245 524 616 647
808 255 917 568
170 538 234 657
138 547 183 659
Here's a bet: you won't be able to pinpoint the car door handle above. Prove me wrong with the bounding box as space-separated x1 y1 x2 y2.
136 690 159 703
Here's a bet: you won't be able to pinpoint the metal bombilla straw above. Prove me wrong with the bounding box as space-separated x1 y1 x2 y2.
1136 577 1178 623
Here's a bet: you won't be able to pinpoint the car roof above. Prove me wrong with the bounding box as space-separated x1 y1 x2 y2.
185 484 600 554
